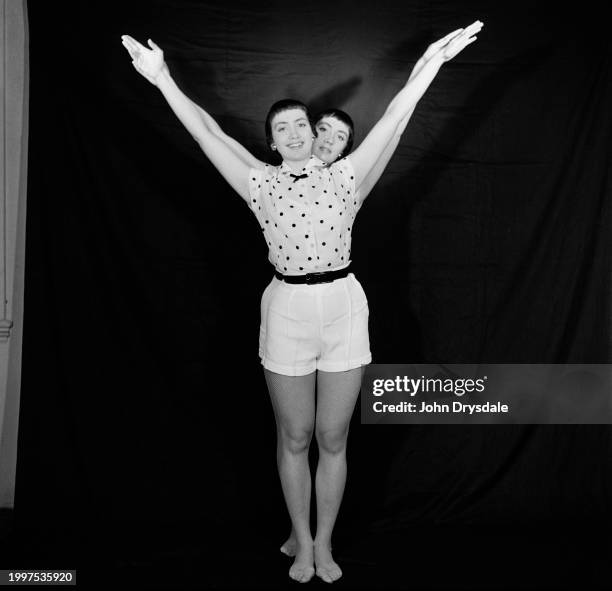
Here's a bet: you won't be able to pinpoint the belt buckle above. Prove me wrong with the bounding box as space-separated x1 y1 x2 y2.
305 271 333 285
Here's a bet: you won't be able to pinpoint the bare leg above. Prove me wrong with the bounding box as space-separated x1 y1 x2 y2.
313 366 365 583
264 368 316 583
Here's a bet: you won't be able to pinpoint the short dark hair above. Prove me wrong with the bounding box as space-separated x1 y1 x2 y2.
265 99 312 150
313 109 355 160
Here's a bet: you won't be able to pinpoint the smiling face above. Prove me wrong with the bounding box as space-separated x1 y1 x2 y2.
313 116 351 163
269 108 314 164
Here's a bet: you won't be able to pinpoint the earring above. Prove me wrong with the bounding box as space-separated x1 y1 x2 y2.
271 144 276 150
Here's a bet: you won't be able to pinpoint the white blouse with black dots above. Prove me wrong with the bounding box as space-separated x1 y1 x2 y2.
247 155 363 276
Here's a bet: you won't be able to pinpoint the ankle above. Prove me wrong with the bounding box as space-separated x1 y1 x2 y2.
294 535 314 547
314 537 332 549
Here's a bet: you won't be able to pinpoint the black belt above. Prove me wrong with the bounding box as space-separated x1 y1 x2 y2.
274 265 351 285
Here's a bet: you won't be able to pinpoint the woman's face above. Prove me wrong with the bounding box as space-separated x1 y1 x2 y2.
313 116 351 163
270 108 314 162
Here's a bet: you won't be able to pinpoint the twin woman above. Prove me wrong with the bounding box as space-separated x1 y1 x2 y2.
121 20 483 583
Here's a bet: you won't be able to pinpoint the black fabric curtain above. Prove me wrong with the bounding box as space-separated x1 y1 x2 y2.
16 0 612 587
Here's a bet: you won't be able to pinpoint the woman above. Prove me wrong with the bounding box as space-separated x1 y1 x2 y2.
121 21 482 583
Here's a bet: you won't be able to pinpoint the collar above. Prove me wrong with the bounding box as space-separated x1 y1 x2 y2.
279 155 326 178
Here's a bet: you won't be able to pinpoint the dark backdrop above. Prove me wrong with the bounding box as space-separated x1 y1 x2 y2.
15 0 612 588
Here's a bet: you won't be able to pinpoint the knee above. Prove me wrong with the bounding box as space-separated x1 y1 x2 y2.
279 427 313 455
315 427 348 455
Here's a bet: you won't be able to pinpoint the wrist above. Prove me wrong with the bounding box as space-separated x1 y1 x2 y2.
428 51 446 66
155 64 172 86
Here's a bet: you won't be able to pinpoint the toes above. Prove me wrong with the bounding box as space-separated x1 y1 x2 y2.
316 567 333 583
290 566 315 583
301 567 315 583
315 560 343 583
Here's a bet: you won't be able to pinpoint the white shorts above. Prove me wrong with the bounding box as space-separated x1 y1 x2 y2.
259 272 372 376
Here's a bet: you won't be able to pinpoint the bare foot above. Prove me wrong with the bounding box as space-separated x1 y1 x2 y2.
280 531 297 557
288 541 315 583
314 542 342 583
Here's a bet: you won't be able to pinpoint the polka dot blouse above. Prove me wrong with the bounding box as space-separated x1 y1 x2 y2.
248 155 363 276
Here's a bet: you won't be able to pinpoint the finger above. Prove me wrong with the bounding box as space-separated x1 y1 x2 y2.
464 21 483 34
123 37 141 53
125 36 147 53
454 36 478 54
444 28 464 40
121 38 136 52
147 38 161 51
444 29 465 44
462 21 481 33
459 27 478 40
121 35 138 48
455 25 480 44
432 28 463 48
122 43 137 60
461 34 479 46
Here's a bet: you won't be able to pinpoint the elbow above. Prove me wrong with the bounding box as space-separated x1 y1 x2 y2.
193 131 210 148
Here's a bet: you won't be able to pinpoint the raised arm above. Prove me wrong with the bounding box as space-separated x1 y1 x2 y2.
191 102 266 169
162 68 265 169
121 36 260 202
356 27 470 202
356 111 412 202
134 50 264 169
349 20 483 192
356 29 464 202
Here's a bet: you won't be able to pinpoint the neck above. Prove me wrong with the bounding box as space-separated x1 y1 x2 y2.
283 156 311 172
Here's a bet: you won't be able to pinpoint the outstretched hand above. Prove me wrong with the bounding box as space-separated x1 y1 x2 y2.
121 35 166 85
422 28 465 61
437 20 483 61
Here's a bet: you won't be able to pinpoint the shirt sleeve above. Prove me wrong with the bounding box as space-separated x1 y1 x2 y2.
247 167 264 214
353 188 364 214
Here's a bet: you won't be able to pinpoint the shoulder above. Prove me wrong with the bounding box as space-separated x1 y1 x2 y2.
249 163 279 182
248 165 269 197
248 164 282 199
329 157 356 193
330 156 355 179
